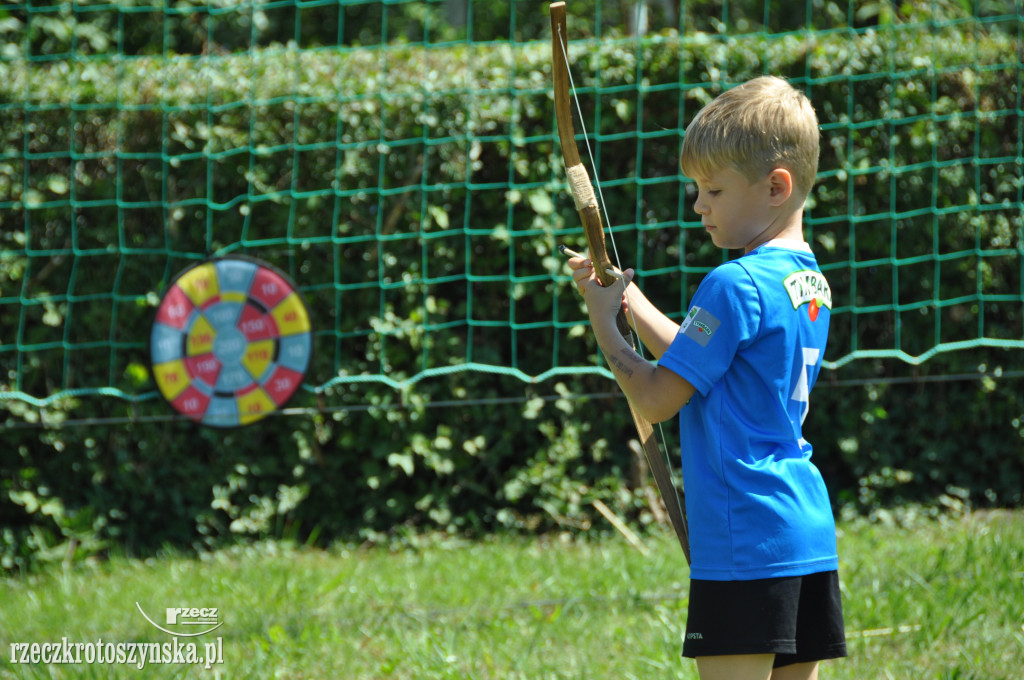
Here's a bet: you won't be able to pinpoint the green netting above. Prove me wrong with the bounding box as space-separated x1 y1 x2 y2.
1 0 1022 411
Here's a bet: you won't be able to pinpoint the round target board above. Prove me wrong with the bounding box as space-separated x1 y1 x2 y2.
150 256 312 427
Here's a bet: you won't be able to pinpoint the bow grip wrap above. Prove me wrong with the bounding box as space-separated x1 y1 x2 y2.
565 164 597 211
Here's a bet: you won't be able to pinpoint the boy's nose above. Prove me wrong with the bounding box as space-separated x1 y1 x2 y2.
693 197 709 215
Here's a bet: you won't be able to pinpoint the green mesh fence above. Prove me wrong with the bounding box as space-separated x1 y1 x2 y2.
0 1 1022 414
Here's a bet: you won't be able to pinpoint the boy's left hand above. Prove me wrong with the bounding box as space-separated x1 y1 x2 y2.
567 254 633 317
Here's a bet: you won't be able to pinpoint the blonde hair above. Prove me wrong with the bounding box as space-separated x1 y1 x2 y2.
680 76 820 200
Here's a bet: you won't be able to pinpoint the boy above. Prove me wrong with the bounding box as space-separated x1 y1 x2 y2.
568 76 846 680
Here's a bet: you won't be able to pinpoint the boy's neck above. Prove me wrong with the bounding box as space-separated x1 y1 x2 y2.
760 238 812 252
743 209 805 253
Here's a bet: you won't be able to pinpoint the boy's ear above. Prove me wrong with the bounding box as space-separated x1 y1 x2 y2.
766 168 794 206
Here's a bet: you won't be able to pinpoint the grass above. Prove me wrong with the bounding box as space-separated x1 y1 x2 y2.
1 511 1022 679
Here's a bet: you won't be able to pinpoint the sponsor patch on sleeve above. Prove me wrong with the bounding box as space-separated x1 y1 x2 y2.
679 306 720 347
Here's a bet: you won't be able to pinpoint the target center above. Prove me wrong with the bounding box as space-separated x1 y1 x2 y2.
213 326 248 363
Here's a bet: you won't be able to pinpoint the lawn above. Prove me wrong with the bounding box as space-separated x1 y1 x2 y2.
1 511 1022 679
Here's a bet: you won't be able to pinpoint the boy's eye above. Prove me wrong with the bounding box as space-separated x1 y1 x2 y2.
707 190 721 197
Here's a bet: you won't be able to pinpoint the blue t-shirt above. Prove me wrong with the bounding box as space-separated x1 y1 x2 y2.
658 240 838 580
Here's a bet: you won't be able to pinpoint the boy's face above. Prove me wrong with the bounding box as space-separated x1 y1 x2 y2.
690 167 778 252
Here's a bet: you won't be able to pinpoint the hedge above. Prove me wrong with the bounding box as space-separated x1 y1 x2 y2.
1 24 1022 569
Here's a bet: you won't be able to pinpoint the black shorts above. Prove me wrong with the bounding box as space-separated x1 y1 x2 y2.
682 570 847 667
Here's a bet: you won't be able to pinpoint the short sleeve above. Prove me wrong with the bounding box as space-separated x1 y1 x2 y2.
658 262 762 395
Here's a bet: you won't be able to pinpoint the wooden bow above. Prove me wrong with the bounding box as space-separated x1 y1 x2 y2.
550 1 690 564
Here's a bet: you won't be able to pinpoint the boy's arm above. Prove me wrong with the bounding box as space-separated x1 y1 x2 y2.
622 282 679 360
565 250 679 358
584 271 695 424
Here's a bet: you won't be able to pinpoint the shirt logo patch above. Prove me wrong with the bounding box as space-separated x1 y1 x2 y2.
680 306 720 347
783 270 832 322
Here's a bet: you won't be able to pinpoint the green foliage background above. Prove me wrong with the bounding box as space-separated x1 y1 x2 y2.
1 2 1023 570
